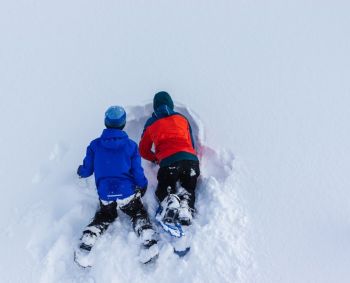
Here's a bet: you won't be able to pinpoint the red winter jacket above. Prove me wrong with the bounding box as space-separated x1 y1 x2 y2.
139 112 197 166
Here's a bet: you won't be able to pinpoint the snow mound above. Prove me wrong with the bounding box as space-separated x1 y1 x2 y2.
7 104 255 283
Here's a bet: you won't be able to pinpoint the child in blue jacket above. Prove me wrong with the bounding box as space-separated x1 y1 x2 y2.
76 106 158 264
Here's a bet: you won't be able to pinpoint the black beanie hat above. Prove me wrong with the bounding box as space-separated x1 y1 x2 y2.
153 91 174 111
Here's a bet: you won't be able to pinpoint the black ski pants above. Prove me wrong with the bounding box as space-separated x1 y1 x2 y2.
156 160 200 209
85 195 151 236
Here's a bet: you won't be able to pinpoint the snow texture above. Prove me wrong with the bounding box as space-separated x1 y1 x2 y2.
1 104 254 283
1 1 350 282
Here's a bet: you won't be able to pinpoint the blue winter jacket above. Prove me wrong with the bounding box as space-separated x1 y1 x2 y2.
77 128 148 201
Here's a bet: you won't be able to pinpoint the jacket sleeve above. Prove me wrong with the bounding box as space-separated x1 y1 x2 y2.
139 127 157 162
77 144 94 178
188 122 196 149
130 144 148 189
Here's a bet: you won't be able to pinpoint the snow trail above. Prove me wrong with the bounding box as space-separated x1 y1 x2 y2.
8 104 255 283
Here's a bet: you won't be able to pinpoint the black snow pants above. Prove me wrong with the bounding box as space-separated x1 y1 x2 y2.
156 160 200 209
84 195 152 236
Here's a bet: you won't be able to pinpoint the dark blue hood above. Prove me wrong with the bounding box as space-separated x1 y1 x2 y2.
153 104 176 119
100 128 128 149
153 91 174 111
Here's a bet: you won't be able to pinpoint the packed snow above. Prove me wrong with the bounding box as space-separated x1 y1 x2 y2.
1 1 350 283
1 105 255 282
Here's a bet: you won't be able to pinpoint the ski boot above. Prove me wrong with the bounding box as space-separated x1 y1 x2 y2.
74 223 108 268
138 227 159 264
156 194 184 237
79 225 104 251
178 197 194 226
134 218 159 264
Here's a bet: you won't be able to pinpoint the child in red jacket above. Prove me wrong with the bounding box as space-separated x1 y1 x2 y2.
139 92 200 230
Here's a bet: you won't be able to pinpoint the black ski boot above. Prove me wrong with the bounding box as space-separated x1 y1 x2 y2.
120 195 159 263
74 202 118 267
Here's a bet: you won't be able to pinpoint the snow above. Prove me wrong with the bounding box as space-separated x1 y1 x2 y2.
0 104 254 282
1 1 350 282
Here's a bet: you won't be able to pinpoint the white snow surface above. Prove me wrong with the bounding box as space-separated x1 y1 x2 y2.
1 1 350 283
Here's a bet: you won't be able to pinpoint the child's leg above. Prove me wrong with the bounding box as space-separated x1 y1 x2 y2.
155 165 180 203
119 195 157 247
80 201 118 251
177 160 200 225
155 163 185 226
178 160 200 210
87 201 118 229
120 195 159 263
